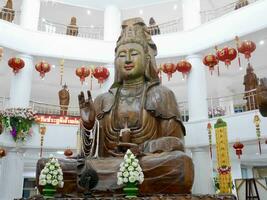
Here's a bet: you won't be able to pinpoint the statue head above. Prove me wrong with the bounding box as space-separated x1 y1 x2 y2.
149 17 156 26
5 0 13 9
246 63 254 74
112 18 159 87
70 17 77 25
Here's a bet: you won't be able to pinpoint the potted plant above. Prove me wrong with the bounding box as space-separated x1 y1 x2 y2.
117 149 144 198
39 155 64 198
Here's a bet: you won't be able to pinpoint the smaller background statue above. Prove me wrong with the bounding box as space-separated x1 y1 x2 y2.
66 16 79 36
0 0 15 22
58 84 70 116
243 63 259 110
235 0 249 10
256 78 267 117
147 17 160 35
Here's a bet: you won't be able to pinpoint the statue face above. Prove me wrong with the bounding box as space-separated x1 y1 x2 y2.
115 43 146 81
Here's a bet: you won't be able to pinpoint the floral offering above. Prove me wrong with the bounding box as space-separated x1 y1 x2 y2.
0 108 35 142
117 149 144 186
39 155 64 188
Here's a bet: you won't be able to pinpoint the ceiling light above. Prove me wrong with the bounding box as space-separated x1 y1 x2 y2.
51 64 55 68
173 4 178 10
87 10 91 15
259 40 265 45
139 9 143 15
90 25 94 28
41 18 46 22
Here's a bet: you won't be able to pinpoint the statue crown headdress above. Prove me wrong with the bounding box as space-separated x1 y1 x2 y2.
116 18 157 56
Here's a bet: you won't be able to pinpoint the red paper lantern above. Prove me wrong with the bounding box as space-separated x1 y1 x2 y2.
162 63 176 81
8 57 25 74
0 147 6 158
93 66 110 85
64 148 73 157
76 66 90 84
176 60 191 79
233 141 244 159
216 47 237 67
203 54 219 75
237 40 256 60
35 61 51 78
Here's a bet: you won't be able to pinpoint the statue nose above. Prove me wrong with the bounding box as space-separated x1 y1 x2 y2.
125 60 132 65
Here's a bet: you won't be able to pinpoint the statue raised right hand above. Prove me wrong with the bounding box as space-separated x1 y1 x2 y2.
78 91 96 130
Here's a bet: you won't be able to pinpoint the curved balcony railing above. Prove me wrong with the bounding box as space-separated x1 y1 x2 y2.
201 0 258 23
156 18 183 35
38 18 104 39
0 89 259 122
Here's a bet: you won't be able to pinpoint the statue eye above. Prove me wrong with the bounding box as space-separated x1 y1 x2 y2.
118 53 126 58
131 51 139 56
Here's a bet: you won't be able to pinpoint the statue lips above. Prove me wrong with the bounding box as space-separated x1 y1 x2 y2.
124 64 134 71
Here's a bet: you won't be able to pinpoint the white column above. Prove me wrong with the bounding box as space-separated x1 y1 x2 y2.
104 5 121 41
20 0 41 30
191 147 215 194
187 55 208 121
9 54 34 108
0 148 25 199
182 0 201 30
231 159 242 196
246 166 254 178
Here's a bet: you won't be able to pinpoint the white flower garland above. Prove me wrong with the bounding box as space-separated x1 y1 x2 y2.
39 155 64 188
117 149 144 185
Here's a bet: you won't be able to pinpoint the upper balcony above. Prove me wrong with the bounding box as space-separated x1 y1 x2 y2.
0 0 266 62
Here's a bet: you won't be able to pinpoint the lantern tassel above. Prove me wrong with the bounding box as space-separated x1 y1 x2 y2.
258 139 262 155
90 74 93 90
217 65 220 76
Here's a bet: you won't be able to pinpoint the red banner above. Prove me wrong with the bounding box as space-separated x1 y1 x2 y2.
35 114 80 125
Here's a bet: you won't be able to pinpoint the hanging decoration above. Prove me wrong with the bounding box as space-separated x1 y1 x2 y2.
89 66 94 90
64 148 73 157
8 57 25 74
253 114 262 154
236 37 256 64
162 63 176 81
215 46 237 67
0 147 6 158
207 122 213 159
93 66 110 87
75 66 90 84
35 61 51 79
39 124 46 158
0 47 3 61
214 118 232 194
233 141 244 159
59 59 64 85
176 60 191 80
203 54 219 75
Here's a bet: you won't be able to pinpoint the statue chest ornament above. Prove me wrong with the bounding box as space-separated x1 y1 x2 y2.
114 85 145 130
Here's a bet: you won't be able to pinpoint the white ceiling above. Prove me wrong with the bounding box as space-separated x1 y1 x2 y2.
51 0 182 10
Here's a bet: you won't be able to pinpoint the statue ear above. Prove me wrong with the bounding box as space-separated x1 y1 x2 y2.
145 55 158 82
